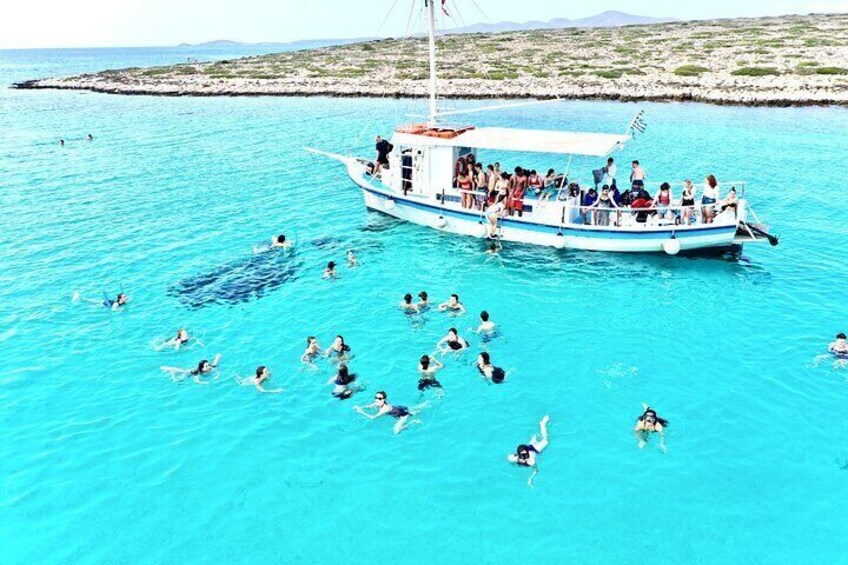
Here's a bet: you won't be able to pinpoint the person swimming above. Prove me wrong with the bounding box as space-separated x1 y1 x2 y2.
160 353 221 385
323 261 337 279
272 234 293 249
301 336 321 364
418 354 445 392
325 335 351 361
507 415 550 487
251 365 283 394
73 291 129 311
86 134 93 141
165 328 203 351
327 364 359 400
400 293 419 313
828 333 848 358
634 403 668 451
436 327 468 356
347 249 357 267
476 352 506 384
354 391 425 434
437 293 466 315
474 310 497 339
417 291 430 310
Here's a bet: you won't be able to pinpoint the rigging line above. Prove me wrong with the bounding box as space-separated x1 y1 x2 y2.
469 0 493 24
374 0 403 37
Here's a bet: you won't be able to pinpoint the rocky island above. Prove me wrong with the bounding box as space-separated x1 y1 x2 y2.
13 13 848 107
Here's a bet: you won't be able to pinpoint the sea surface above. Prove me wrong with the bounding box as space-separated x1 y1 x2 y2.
1 47 847 564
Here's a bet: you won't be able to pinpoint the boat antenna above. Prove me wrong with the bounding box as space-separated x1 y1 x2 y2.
425 0 441 126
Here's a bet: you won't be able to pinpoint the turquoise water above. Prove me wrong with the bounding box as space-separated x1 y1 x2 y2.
2 48 848 564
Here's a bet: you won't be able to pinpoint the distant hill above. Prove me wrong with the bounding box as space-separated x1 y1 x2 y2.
443 10 676 35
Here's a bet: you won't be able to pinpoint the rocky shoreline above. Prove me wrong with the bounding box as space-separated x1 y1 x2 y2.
12 13 848 108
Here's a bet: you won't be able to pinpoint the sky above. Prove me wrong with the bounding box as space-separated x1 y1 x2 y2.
2 0 848 49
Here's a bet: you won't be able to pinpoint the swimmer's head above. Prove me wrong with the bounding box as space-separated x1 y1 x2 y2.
338 364 349 379
177 329 188 341
448 327 458 337
277 234 286 243
488 242 497 251
450 293 459 303
307 335 316 345
404 293 412 304
327 261 335 270
197 360 210 373
347 249 355 257
334 335 345 347
374 391 387 405
256 365 268 379
478 352 490 365
480 311 489 322
418 291 428 301
643 409 658 425
516 444 531 461
419 355 430 370
838 333 847 340
116 293 127 305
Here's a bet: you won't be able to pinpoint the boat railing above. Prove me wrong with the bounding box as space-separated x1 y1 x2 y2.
568 201 739 228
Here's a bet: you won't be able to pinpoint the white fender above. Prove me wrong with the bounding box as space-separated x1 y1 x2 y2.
555 235 567 249
434 216 447 229
383 198 395 210
662 238 681 255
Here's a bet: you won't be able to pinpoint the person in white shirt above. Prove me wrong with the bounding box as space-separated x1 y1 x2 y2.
603 157 617 189
701 174 720 223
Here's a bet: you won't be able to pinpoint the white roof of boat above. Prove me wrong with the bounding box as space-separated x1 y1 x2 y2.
392 127 629 156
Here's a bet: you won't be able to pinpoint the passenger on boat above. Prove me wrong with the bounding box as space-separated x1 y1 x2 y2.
567 182 581 199
454 155 469 188
539 169 560 202
474 163 488 209
680 179 697 225
527 169 543 196
508 167 528 217
653 182 674 221
436 327 469 356
458 168 474 209
417 291 430 310
604 157 617 189
581 187 598 223
374 136 391 177
474 310 497 340
630 160 645 189
507 415 550 487
486 194 507 238
301 336 321 364
701 174 720 224
323 261 337 279
252 365 283 394
437 294 466 315
418 354 445 391
327 364 358 400
325 335 351 361
634 403 668 451
631 189 654 223
486 164 498 203
496 172 510 202
588 185 619 226
829 333 848 357
720 187 738 215
400 293 419 313
476 352 506 384
354 391 425 434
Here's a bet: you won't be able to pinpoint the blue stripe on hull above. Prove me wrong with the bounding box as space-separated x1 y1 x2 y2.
355 176 736 241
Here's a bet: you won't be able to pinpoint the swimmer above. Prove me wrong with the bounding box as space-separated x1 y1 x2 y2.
473 310 497 338
271 234 293 249
250 365 283 393
347 249 358 267
323 261 337 279
400 293 419 313
160 353 221 385
828 333 848 357
325 335 351 362
634 403 668 451
164 328 203 351
327 364 360 400
437 293 466 315
485 240 502 255
436 327 468 356
73 291 129 311
418 354 445 392
416 291 430 310
354 391 426 434
301 336 321 364
507 415 551 487
476 352 507 384
86 134 93 141
59 139 65 146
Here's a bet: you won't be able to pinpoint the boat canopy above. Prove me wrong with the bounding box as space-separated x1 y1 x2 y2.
392 126 630 157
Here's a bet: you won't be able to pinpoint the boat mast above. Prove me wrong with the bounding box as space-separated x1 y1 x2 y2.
426 0 438 126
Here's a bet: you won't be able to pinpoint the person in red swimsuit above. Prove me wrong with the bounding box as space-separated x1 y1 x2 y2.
509 167 528 217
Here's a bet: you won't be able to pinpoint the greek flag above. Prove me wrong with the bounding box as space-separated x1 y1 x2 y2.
629 110 647 136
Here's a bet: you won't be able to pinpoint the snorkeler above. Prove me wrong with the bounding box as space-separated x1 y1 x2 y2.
634 403 668 451
301 336 321 364
164 328 204 351
436 327 469 356
249 365 283 393
507 415 551 487
437 293 466 315
160 353 221 385
416 291 430 310
347 249 358 267
400 293 419 313
474 310 497 338
327 364 360 400
418 354 445 392
323 261 337 279
325 335 351 361
828 333 848 358
354 391 426 434
73 291 129 311
476 352 507 384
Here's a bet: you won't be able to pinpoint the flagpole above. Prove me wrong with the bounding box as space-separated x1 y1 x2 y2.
426 0 438 126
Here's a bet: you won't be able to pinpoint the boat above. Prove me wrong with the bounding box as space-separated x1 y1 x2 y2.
308 0 778 255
